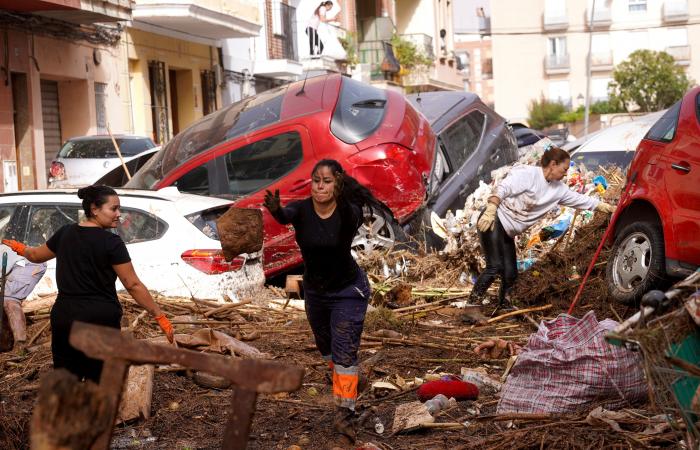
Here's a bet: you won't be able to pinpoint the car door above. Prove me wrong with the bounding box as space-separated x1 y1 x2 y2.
659 93 700 266
429 109 487 217
170 125 316 276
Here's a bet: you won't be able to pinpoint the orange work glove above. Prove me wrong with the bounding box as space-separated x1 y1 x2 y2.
2 239 26 257
154 314 174 343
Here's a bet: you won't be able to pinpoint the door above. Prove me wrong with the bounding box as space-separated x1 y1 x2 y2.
12 72 33 190
661 93 700 265
41 80 62 182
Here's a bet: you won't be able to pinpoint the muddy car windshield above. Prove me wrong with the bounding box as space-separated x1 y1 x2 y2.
126 85 289 189
58 138 154 158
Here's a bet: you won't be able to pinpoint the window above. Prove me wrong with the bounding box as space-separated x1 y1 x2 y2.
222 131 303 197
271 0 283 35
331 77 388 144
440 110 486 170
26 205 80 247
548 80 571 107
116 208 167 244
628 0 646 12
548 36 567 57
173 164 212 196
591 78 612 102
667 28 688 47
0 206 18 240
58 138 155 158
646 100 681 143
429 146 450 196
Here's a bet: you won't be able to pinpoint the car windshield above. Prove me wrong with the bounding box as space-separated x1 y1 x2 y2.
58 138 154 158
570 151 635 171
126 85 288 189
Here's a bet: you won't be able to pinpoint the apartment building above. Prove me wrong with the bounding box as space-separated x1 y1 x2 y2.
491 0 699 122
129 0 260 144
0 1 132 191
454 0 494 106
221 0 352 105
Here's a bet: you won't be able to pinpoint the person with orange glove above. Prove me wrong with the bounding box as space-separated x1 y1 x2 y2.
2 185 173 382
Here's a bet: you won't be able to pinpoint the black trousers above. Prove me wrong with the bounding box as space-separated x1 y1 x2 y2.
472 214 518 304
50 297 122 382
306 27 323 55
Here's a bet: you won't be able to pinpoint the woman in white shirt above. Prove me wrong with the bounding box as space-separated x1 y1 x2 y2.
468 145 615 314
306 1 332 56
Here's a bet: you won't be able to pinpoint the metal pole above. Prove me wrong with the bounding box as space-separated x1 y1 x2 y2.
584 0 596 138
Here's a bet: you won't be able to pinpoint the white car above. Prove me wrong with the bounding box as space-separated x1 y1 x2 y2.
0 188 264 301
566 111 665 171
49 135 157 188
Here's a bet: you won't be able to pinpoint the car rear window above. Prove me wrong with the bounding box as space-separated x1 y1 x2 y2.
185 206 231 240
331 77 387 144
645 100 681 143
571 151 635 171
116 208 168 244
127 85 288 189
58 138 155 158
0 205 18 240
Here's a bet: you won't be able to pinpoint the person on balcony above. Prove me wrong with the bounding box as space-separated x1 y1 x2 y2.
306 1 332 57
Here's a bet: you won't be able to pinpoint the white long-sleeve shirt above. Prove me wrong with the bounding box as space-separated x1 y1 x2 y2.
493 165 599 238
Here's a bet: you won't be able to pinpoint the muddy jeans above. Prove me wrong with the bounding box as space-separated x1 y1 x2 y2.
304 269 370 409
473 213 517 305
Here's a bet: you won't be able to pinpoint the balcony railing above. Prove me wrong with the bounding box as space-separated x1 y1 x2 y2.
590 51 613 70
665 45 690 64
543 10 568 31
663 0 689 23
586 7 612 29
544 54 570 74
399 33 434 59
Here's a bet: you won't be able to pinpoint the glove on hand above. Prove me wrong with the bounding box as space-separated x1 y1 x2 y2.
2 239 26 256
595 202 616 214
477 203 498 233
263 189 281 214
155 314 174 343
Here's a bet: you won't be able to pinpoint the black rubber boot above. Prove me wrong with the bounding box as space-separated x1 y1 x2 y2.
333 406 357 443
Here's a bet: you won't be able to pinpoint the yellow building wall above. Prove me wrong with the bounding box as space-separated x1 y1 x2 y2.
125 28 220 143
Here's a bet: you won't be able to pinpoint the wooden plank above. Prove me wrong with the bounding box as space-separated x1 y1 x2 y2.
222 387 258 450
91 358 130 450
69 321 303 393
117 364 154 424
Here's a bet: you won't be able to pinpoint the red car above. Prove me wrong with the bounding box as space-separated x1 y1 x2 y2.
606 86 700 303
126 74 516 277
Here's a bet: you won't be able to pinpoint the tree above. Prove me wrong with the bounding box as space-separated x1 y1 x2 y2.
527 97 566 130
609 49 691 112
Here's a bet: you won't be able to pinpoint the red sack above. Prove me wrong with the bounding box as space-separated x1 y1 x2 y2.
417 378 479 402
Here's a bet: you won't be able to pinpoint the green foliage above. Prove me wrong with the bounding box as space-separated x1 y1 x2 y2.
590 99 625 114
559 109 584 123
338 32 359 67
609 49 691 112
390 35 433 70
527 97 567 130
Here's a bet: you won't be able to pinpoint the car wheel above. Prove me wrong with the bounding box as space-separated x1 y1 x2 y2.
351 209 408 258
606 221 667 304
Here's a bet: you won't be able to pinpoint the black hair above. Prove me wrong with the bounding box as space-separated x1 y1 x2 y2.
314 1 332 15
77 185 118 218
540 146 570 167
312 159 396 222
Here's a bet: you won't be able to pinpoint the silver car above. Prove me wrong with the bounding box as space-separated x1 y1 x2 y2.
48 135 156 188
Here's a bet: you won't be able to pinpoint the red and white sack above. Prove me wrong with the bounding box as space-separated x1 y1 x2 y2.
497 311 646 414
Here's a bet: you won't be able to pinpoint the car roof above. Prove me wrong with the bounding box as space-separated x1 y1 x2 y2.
406 91 481 129
0 187 232 215
65 135 153 142
571 111 666 154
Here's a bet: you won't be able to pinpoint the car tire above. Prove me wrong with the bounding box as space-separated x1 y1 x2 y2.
606 221 668 304
351 208 410 257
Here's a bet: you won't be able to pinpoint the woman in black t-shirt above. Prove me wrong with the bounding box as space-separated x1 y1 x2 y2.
264 159 394 444
3 185 173 382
